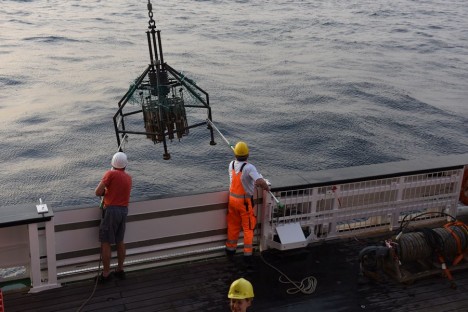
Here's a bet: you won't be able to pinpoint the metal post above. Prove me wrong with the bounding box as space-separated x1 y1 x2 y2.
45 219 58 286
27 223 41 290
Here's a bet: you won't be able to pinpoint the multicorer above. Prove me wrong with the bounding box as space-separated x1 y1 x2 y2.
113 0 216 159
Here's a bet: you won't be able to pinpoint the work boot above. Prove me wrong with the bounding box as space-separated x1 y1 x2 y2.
243 255 255 272
114 269 126 280
96 272 113 284
226 249 236 262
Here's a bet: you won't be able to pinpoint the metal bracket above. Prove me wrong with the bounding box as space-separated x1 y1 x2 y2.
36 198 48 214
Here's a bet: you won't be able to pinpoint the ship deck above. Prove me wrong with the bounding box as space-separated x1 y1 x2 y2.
3 228 468 312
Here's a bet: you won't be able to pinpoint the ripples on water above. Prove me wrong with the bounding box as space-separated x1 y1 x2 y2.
1 0 467 210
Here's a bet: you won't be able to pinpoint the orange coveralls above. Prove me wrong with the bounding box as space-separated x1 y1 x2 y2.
226 162 256 256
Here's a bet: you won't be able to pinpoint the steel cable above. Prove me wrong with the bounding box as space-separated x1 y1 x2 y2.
398 225 467 263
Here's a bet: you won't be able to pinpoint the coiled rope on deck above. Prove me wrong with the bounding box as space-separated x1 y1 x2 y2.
253 182 317 295
260 253 318 295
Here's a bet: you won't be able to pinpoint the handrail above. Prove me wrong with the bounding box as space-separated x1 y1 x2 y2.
0 154 467 290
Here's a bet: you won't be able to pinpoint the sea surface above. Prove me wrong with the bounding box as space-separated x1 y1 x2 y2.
1 0 467 210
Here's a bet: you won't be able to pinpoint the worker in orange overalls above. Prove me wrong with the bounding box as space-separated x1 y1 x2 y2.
226 141 270 267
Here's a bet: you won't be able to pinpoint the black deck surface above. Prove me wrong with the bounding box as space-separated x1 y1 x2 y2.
3 229 468 312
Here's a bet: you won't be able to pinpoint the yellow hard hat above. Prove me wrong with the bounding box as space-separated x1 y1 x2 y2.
228 278 254 299
234 141 249 157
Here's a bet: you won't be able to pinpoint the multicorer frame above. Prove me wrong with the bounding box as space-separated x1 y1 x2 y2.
113 0 216 159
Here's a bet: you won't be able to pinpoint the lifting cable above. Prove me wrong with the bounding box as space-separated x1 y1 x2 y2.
117 134 129 152
206 119 284 209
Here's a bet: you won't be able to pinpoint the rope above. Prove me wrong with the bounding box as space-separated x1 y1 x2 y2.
76 197 105 312
250 156 316 295
76 256 102 312
260 253 317 295
206 119 284 209
206 119 233 150
118 134 129 152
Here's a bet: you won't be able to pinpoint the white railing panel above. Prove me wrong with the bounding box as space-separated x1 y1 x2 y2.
262 168 464 250
49 191 229 283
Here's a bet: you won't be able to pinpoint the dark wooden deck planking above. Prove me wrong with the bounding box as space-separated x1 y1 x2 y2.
3 230 468 312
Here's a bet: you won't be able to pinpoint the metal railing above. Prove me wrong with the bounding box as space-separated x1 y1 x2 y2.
1 154 467 291
261 168 464 250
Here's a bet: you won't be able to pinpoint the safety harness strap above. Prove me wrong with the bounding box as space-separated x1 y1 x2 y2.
229 162 248 198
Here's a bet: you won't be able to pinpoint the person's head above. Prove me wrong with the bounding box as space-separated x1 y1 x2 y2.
228 278 254 312
234 141 249 161
111 152 128 169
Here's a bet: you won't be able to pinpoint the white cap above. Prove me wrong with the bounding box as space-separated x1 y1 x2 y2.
111 152 128 169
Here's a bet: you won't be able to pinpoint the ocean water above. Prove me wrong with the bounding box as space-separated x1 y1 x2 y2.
1 0 467 210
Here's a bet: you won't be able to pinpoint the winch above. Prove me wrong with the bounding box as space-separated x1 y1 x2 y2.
359 216 468 288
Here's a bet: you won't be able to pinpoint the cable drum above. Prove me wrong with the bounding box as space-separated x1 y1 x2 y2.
434 226 467 258
398 225 468 263
399 232 432 262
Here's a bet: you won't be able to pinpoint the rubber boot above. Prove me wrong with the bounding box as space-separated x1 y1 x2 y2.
226 249 236 262
243 255 255 272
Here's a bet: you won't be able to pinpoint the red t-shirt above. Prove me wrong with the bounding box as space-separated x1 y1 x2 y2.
102 169 132 207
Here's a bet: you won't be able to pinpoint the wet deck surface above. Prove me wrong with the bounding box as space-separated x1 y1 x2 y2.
3 230 468 312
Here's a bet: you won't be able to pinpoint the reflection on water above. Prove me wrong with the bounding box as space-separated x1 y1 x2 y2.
0 0 467 209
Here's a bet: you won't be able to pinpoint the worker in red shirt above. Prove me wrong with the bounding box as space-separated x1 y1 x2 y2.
226 142 270 267
95 152 132 283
